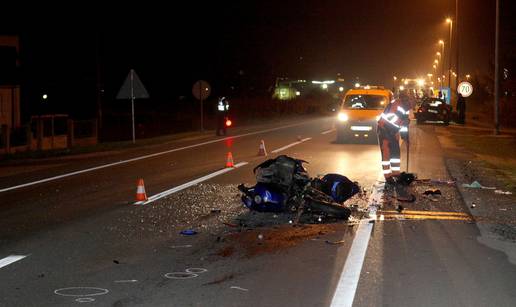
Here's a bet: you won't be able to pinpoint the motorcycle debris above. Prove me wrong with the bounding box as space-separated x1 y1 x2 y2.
423 189 442 195
180 229 198 236
494 190 513 195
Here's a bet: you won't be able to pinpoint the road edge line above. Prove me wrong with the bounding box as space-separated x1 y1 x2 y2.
135 162 248 205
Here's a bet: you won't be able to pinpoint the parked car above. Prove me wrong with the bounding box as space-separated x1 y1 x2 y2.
415 97 451 125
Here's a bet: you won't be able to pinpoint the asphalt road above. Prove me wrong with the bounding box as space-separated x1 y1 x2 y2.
0 116 515 306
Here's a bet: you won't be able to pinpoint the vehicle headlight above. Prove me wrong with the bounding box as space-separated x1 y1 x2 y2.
337 112 349 122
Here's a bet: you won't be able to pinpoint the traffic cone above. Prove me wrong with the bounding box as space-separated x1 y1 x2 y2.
258 140 267 156
136 178 148 202
226 152 235 168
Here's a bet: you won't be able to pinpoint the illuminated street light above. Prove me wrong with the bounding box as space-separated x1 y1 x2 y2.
42 94 48 100
433 64 437 69
417 79 425 87
393 76 397 80
404 80 408 85
339 86 344 92
354 82 360 88
436 52 441 56
296 91 301 96
446 18 452 23
321 84 328 89
399 85 405 91
466 74 471 80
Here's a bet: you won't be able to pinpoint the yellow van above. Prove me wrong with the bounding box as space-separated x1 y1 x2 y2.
336 87 392 143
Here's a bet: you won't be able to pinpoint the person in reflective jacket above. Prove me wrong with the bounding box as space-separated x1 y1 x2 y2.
216 97 229 136
376 90 411 184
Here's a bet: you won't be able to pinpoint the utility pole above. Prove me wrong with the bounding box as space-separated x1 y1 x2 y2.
455 0 460 88
494 0 500 135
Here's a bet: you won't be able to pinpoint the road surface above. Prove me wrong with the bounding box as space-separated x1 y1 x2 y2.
1 116 515 306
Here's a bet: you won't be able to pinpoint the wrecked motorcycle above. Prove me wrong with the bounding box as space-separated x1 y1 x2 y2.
238 155 360 219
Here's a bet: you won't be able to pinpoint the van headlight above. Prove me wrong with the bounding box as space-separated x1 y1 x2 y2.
337 112 349 122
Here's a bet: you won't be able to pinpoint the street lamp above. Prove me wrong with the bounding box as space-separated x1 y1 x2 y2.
393 76 397 90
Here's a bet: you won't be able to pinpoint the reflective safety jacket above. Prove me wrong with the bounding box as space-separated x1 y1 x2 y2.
217 99 229 112
377 98 410 133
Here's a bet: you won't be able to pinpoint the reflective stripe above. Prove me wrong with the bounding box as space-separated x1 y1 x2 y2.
382 169 392 174
390 158 401 163
397 106 406 114
391 167 401 171
400 126 408 132
381 161 390 166
380 113 400 128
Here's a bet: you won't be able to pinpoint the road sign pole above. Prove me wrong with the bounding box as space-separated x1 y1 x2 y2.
131 70 135 144
200 86 204 133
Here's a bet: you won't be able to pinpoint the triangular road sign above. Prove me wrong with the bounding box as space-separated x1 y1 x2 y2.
116 69 149 99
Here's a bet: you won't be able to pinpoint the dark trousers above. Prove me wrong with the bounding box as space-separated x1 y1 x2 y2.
378 127 401 179
216 114 226 135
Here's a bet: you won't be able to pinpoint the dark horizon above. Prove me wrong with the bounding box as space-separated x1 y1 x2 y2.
1 0 514 119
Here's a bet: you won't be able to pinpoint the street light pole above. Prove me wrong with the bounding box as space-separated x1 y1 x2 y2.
439 40 445 88
455 0 460 87
494 0 500 135
447 19 453 89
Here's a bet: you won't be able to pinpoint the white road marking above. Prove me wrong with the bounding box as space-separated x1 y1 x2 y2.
330 175 384 307
114 280 138 283
321 128 335 135
0 255 27 269
135 162 248 205
0 121 314 193
271 138 312 154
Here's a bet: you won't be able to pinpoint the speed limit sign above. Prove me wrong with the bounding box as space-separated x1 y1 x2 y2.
457 81 473 97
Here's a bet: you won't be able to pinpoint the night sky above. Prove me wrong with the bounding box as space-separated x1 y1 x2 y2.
1 0 513 118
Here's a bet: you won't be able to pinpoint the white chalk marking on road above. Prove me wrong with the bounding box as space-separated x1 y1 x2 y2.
164 272 198 279
0 121 315 194
114 280 138 283
230 286 249 292
271 138 312 154
186 268 208 274
0 255 27 269
75 297 95 303
330 175 384 307
170 244 192 249
54 287 109 297
135 162 248 205
321 128 335 135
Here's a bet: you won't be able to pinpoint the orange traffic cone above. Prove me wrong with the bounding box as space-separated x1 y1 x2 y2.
226 152 235 168
136 178 148 202
258 140 267 156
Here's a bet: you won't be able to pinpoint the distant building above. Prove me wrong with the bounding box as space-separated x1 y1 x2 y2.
0 35 21 128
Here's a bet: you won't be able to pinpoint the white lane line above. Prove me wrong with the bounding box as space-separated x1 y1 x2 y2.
0 121 314 194
330 175 384 307
321 128 335 135
135 162 248 205
271 138 312 154
0 255 28 269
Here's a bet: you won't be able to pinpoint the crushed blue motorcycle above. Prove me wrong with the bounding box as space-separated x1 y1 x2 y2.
238 155 360 220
